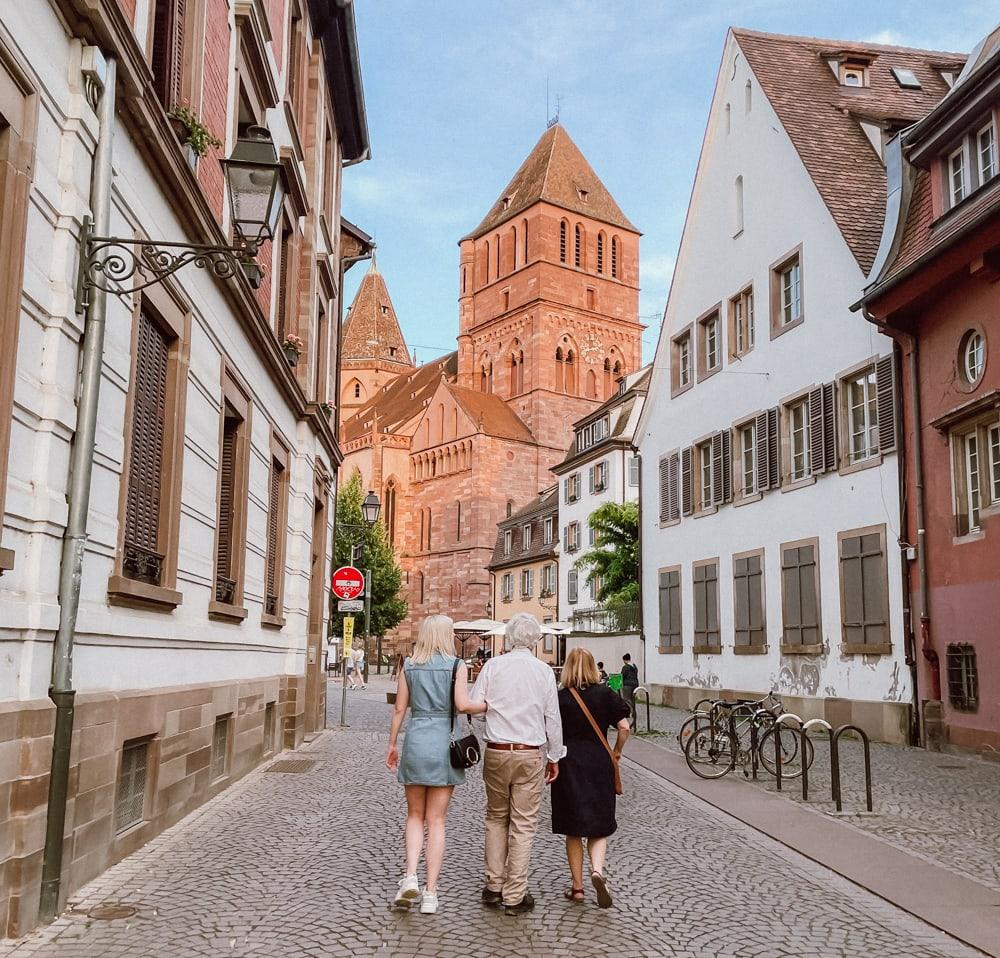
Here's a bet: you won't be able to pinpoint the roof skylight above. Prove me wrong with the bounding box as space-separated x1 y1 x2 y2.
891 67 922 89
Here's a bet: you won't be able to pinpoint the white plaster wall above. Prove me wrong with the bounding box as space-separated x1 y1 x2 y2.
0 4 334 701
636 34 909 707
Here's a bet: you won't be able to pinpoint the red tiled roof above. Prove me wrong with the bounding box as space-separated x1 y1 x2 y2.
447 385 535 443
734 28 961 273
341 263 413 366
465 124 637 240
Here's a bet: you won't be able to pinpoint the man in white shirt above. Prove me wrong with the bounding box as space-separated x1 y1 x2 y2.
470 613 565 915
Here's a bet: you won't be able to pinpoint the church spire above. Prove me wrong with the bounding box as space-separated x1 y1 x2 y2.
341 262 413 367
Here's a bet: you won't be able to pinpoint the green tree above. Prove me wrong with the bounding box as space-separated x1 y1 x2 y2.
331 473 407 643
574 500 639 608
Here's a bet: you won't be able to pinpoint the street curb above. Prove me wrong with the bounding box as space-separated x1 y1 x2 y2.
623 737 1000 958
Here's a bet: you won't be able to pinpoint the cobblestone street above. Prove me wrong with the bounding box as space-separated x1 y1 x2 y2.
0 679 987 958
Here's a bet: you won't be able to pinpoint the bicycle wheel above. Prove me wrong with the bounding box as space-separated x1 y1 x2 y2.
684 724 736 779
677 712 712 751
758 726 815 779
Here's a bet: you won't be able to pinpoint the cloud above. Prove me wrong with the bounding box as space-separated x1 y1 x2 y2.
342 168 474 227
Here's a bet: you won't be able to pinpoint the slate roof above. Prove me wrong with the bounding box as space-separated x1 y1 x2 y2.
734 28 963 273
465 124 637 240
341 262 413 365
489 487 560 569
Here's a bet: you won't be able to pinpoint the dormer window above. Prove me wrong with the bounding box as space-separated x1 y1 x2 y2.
950 145 968 205
380 304 388 315
389 346 397 358
978 121 997 185
891 67 921 89
839 62 867 87
502 196 512 210
577 186 589 202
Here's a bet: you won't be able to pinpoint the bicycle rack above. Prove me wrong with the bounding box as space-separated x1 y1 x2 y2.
831 724 873 813
632 686 651 732
799 718 833 804
772 713 804 792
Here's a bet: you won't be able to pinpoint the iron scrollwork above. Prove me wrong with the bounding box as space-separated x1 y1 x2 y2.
77 216 259 312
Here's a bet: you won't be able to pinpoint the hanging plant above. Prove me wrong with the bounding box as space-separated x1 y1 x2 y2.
167 105 223 158
282 333 304 366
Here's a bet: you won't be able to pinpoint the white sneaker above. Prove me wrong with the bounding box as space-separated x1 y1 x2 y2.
394 874 420 908
419 891 439 914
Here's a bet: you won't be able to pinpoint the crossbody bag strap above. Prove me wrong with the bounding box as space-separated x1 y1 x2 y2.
449 659 459 738
569 687 616 765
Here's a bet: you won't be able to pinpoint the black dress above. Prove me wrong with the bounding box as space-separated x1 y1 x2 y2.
551 684 631 838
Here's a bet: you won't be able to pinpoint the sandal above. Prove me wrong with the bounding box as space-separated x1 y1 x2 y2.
591 871 613 909
563 887 585 903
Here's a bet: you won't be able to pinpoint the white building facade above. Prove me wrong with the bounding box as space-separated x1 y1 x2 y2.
637 30 959 744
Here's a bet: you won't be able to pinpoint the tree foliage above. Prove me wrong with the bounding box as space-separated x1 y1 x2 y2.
332 472 407 640
574 500 639 608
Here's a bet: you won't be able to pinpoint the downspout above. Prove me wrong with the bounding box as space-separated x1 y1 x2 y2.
39 55 117 922
634 447 644 682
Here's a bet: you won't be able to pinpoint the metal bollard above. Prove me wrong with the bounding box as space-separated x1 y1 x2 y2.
831 724 874 813
800 718 833 804
633 686 651 733
773 713 803 792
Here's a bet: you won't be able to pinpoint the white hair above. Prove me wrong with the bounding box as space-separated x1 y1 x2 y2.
505 612 541 650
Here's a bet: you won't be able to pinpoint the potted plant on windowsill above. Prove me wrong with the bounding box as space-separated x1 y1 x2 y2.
321 401 335 420
167 104 223 170
282 334 304 366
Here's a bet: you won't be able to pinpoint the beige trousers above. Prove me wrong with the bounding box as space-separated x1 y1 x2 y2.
482 748 545 906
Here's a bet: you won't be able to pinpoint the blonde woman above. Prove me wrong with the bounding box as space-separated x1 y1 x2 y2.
386 615 486 914
550 647 630 908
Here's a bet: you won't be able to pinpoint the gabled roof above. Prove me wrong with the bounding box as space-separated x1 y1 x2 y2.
489 487 560 569
465 124 637 240
734 28 961 273
341 262 413 366
447 385 535 443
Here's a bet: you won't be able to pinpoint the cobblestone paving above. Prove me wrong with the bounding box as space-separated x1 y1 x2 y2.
0 678 982 958
639 700 1000 891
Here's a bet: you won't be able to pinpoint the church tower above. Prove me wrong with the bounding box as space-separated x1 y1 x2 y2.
340 261 414 415
457 124 643 458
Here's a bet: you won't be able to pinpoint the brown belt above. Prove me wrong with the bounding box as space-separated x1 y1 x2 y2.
487 742 539 751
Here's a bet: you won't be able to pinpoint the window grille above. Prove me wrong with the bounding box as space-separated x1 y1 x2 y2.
211 714 231 781
115 738 149 834
947 644 978 711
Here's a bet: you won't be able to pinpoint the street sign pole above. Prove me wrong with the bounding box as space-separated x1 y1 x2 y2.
339 615 355 728
363 568 372 683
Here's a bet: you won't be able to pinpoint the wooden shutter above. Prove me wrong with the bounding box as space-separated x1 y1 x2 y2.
875 354 897 453
766 408 780 489
216 414 238 582
840 533 887 647
668 452 680 522
755 411 770 491
809 382 837 474
681 447 693 516
658 569 681 651
781 544 819 646
264 459 282 607
734 557 750 646
588 465 595 494
150 0 185 109
168 0 187 108
711 432 724 506
125 310 170 579
658 457 670 522
277 224 293 340
721 429 732 502
658 572 671 650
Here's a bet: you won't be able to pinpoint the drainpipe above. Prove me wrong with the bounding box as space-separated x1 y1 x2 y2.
634 447 644 682
39 55 117 922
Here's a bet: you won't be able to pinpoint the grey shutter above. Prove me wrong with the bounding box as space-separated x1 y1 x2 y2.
782 544 819 646
808 386 826 474
711 432 724 506
721 429 732 502
668 572 681 647
658 457 669 522
767 408 780 489
667 452 680 522
755 411 769 491
681 447 693 516
840 535 864 647
747 554 765 646
706 563 719 647
875 354 896 453
734 557 750 646
588 466 594 494
822 383 836 469
658 571 670 650
693 564 707 643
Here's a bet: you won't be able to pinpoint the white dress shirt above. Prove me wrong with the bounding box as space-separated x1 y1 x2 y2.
470 649 566 762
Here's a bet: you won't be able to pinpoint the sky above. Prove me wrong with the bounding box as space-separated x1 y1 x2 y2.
342 1 994 367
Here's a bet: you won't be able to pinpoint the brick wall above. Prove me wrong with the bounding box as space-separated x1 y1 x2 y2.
197 0 232 220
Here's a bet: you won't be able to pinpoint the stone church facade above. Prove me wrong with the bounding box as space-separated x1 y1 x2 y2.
340 125 642 646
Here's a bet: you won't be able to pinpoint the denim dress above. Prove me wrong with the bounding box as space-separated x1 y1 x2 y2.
398 653 465 786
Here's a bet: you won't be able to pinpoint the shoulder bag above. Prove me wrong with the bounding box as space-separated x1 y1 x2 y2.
569 687 623 795
449 659 482 769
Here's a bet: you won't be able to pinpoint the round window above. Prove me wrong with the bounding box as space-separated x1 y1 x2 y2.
961 330 985 385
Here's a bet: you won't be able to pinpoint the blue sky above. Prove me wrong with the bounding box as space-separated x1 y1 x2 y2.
342 1 993 366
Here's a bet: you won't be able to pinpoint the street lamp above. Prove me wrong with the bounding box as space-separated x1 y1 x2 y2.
362 490 381 525
77 125 286 305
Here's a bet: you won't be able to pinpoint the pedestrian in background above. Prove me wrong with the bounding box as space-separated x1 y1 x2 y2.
597 661 609 684
386 615 487 914
347 647 364 690
470 613 564 915
551 648 630 908
355 647 367 689
620 653 639 725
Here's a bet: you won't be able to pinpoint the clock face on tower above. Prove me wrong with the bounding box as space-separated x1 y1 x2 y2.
581 332 603 365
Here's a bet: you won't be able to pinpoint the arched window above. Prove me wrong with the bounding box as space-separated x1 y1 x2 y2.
597 233 605 274
559 221 568 263
613 360 623 385
745 78 752 113
353 382 361 398
506 500 513 518
603 358 612 397
522 218 529 264
436 403 445 442
484 239 490 284
509 348 524 396
461 267 466 293
555 347 565 393
735 175 744 234
495 233 501 276
509 225 517 272
384 480 398 545
586 368 597 399
423 419 430 445
611 236 619 278
565 349 577 394
445 448 452 472
574 224 583 267
452 407 459 437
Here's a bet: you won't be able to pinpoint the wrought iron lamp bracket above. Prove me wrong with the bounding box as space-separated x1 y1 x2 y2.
76 215 259 313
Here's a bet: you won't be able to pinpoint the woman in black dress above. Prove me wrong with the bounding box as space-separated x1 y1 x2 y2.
551 648 631 908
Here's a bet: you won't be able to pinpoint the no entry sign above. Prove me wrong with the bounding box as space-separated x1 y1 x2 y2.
331 565 365 601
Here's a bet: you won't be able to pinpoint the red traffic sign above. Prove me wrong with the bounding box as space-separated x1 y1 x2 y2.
331 566 365 601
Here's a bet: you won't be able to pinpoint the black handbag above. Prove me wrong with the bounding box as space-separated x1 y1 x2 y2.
449 659 481 769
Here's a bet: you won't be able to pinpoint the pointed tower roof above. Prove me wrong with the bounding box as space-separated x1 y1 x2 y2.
465 124 637 240
341 262 414 366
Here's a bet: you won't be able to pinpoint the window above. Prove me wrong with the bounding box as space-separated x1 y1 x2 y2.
949 145 968 205
891 66 921 89
725 102 731 134
574 224 583 267
963 431 982 532
263 438 290 623
733 551 766 650
778 257 801 328
214 374 251 613
978 121 997 185
729 287 754 359
611 236 619 278
658 568 682 652
738 422 756 497
286 3 306 126
698 310 721 377
697 440 713 511
564 521 580 552
455 499 461 542
541 564 556 596
628 455 640 487
590 573 603 599
568 569 579 604
543 516 554 544
744 78 752 112
953 418 998 537
501 573 513 602
780 540 821 650
353 382 361 399
846 366 878 463
947 644 978 711
565 473 581 502
734 175 744 235
838 61 867 86
263 701 276 753
385 481 398 545
590 460 608 493
559 221 568 263
838 526 889 653
115 738 149 834
543 632 554 654
991 425 1000 505
692 560 720 651
522 523 532 551
788 399 811 481
150 0 188 110
671 328 692 395
522 218 529 264
961 329 985 385
503 529 512 556
211 714 231 781
520 569 534 597
597 233 605 273
658 452 680 524
577 417 608 452
588 519 596 547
